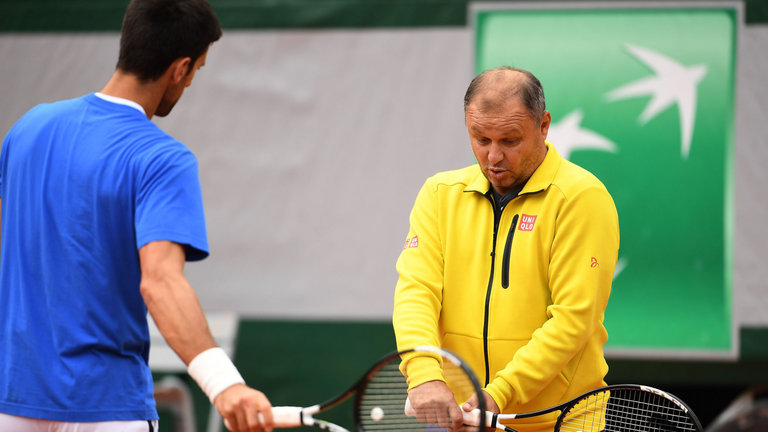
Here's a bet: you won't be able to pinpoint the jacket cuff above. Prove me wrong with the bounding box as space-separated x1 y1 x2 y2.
485 376 514 411
403 355 445 390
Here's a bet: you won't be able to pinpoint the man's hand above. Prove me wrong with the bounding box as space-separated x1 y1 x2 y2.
461 391 500 432
462 390 500 414
408 380 464 431
215 383 274 432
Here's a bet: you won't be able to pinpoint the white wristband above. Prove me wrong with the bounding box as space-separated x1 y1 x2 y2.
187 347 245 403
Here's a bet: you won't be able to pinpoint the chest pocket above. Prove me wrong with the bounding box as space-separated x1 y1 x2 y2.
501 214 519 289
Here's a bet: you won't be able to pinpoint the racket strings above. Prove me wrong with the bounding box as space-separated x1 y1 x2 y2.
357 355 481 432
558 389 699 432
358 360 424 431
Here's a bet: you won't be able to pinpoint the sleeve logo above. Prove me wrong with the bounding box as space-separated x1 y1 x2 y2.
403 235 419 249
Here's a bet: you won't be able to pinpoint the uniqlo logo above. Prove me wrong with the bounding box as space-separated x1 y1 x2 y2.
519 214 537 231
403 236 419 249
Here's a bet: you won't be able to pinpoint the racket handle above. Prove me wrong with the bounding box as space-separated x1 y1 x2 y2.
271 406 306 427
462 408 491 427
404 398 491 428
404 398 415 416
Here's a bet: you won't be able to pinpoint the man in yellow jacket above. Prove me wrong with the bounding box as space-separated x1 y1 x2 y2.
392 66 620 431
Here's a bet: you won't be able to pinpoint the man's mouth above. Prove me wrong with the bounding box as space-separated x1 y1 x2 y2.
488 167 506 178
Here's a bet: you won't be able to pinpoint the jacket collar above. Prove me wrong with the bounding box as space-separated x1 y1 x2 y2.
465 142 562 195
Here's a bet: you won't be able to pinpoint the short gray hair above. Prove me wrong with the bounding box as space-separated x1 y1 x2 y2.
463 66 546 122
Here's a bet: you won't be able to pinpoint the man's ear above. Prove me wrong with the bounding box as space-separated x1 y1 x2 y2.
540 110 551 138
169 57 192 84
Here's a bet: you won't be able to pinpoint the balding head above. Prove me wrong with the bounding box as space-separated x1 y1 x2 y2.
463 67 546 123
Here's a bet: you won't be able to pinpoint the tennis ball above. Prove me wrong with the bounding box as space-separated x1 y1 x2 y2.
370 406 384 421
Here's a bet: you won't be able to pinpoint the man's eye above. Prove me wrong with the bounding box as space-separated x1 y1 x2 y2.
476 137 491 144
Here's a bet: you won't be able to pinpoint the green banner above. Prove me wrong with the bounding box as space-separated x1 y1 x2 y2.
474 5 737 355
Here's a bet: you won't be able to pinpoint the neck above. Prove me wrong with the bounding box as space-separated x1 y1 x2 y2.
100 70 164 119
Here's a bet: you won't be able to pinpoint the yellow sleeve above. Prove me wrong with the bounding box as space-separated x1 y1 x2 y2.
392 179 446 389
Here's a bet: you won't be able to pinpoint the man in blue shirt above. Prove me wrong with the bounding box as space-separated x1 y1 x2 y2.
0 1 273 431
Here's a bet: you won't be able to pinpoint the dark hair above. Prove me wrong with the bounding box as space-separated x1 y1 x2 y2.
116 0 222 82
463 66 546 122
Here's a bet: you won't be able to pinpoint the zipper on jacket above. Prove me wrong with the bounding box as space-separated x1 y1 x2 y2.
481 194 501 387
501 214 519 289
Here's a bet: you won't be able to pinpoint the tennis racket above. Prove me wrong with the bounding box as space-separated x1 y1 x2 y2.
267 345 487 432
435 383 704 432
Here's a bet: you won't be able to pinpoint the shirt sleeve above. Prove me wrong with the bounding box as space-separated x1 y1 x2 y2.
135 145 209 261
392 178 447 389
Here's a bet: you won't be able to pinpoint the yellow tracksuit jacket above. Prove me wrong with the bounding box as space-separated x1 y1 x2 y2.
392 144 619 431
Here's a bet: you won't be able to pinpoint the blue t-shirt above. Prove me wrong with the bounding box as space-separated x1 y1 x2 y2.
0 93 209 421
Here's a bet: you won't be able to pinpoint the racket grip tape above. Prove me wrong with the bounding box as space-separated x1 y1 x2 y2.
271 406 308 427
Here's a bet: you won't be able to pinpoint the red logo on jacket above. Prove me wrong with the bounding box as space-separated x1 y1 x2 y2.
403 236 419 249
518 214 537 231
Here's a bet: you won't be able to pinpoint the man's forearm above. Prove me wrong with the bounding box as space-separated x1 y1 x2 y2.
143 275 216 365
139 241 216 365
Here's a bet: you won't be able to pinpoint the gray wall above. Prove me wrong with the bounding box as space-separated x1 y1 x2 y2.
1 25 766 328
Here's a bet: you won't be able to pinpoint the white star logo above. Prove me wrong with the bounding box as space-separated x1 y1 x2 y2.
605 44 707 159
547 109 617 160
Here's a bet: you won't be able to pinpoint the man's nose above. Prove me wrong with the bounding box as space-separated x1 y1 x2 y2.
488 142 504 164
